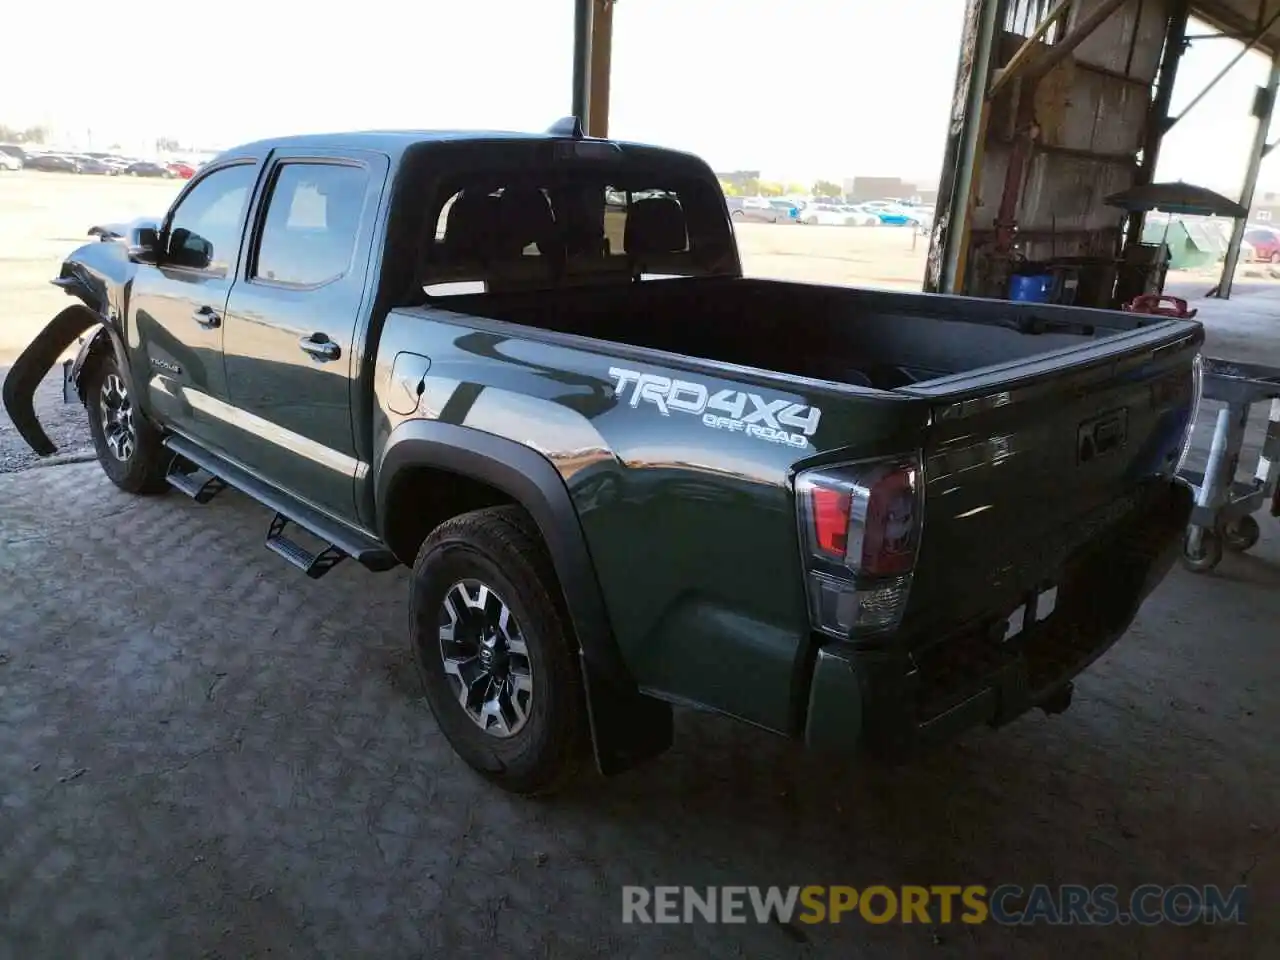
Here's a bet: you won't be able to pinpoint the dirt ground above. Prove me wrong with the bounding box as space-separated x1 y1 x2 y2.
1 171 1279 959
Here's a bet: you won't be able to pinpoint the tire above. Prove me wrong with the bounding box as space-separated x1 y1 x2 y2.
409 505 589 795
1180 527 1223 573
84 353 170 494
805 216 818 225
1222 515 1261 552
1269 252 1280 264
730 210 743 220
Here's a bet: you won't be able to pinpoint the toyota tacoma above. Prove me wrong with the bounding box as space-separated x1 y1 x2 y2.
3 119 1202 794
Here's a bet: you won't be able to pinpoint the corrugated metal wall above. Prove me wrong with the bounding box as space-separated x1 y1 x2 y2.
966 0 1173 289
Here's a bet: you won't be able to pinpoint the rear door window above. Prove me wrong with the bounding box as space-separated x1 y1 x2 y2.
253 163 369 287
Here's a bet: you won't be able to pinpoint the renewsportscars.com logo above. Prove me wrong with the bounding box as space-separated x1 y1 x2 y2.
621 884 1249 926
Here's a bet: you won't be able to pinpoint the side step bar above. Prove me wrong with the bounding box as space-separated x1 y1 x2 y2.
266 513 348 580
163 435 399 577
166 460 228 504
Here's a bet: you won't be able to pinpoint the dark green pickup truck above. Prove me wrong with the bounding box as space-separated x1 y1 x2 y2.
4 121 1203 794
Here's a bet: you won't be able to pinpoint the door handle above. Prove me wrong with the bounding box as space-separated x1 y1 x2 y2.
192 306 221 329
299 333 341 361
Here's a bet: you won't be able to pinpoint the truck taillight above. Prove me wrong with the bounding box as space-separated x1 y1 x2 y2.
795 456 922 638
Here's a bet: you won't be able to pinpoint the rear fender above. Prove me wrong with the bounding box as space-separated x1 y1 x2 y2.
377 419 675 777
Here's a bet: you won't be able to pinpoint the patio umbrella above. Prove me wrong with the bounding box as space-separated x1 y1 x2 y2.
1104 182 1248 218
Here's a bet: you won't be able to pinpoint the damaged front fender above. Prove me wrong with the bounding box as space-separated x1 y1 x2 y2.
3 232 143 456
2 306 104 455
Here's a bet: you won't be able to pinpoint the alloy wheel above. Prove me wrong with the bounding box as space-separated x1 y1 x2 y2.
438 579 533 738
99 373 136 461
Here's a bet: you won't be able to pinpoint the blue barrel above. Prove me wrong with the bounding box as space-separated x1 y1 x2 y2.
1009 273 1054 303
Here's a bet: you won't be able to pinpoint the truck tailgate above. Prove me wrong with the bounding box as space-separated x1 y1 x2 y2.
897 319 1202 642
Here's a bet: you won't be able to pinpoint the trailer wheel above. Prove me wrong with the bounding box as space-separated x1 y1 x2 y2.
1181 527 1223 573
1222 515 1261 552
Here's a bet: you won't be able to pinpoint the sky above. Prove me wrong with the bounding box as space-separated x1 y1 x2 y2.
6 0 1280 191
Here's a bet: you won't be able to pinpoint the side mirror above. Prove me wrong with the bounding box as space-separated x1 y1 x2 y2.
127 225 160 264
167 227 214 270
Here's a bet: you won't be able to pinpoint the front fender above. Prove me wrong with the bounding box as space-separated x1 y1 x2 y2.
2 306 103 455
3 234 142 456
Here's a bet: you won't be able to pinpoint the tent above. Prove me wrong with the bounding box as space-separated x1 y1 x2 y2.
1141 217 1231 271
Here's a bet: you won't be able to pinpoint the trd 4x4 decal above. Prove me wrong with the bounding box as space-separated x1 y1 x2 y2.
608 367 822 449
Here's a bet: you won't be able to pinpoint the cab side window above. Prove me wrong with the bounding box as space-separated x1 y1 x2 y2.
253 163 369 287
165 163 257 275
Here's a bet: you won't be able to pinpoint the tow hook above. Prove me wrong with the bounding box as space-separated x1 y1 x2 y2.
1038 681 1074 716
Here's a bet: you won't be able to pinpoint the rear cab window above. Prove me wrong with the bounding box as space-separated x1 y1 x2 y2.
416 143 737 296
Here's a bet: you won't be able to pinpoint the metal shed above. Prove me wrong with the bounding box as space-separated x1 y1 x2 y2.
569 0 1280 305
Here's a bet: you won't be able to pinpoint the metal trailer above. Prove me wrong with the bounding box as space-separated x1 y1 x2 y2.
1179 356 1280 573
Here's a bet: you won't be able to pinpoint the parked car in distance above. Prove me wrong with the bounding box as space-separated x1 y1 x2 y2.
124 161 174 178
0 144 27 168
841 204 882 226
167 161 196 179
768 198 799 223
909 207 935 230
69 156 118 176
801 203 857 226
25 153 80 173
1244 227 1280 263
83 152 131 173
0 150 22 172
864 203 916 227
727 196 784 223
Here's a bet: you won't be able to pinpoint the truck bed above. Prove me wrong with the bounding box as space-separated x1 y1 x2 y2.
432 276 1165 391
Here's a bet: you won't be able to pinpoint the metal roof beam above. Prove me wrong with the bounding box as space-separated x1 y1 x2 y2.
1014 0 1139 87
1165 4 1280 131
988 0 1074 98
1213 52 1280 297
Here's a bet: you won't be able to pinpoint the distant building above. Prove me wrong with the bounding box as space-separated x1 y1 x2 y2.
844 176 916 202
1250 191 1280 224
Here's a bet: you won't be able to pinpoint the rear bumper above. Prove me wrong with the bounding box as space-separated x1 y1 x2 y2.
803 477 1194 757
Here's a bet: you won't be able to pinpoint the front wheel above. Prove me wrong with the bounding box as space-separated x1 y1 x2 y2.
409 506 589 795
84 354 170 494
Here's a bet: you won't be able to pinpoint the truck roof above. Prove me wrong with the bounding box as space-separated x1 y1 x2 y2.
215 128 711 171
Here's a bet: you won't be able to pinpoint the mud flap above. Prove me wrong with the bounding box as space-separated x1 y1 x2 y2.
1 306 100 456
580 653 674 776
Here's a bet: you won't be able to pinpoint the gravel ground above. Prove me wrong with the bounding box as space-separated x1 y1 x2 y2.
0 363 94 473
0 459 1276 959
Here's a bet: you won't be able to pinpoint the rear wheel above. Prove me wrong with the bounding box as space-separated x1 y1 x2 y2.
409 506 589 795
84 354 170 494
